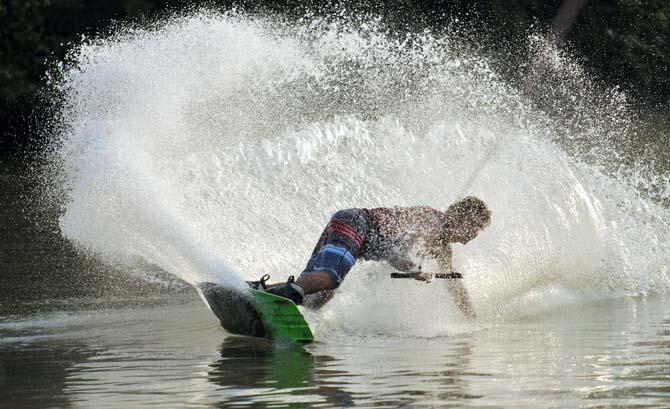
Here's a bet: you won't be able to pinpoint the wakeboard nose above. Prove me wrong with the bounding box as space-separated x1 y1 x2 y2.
198 282 313 343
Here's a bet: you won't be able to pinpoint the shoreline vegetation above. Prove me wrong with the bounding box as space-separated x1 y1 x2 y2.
1 0 669 155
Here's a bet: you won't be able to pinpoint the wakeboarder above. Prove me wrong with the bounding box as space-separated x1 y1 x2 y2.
250 196 491 319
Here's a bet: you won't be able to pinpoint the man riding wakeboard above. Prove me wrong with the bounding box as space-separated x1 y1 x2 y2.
249 196 491 319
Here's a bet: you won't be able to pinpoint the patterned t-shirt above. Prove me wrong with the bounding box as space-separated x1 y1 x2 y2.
360 206 449 264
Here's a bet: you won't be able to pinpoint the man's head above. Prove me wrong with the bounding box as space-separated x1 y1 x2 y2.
440 196 491 244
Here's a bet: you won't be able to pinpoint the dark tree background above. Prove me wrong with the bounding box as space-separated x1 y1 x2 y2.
1 0 668 154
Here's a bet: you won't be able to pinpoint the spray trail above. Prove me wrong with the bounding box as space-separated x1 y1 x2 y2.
43 10 670 335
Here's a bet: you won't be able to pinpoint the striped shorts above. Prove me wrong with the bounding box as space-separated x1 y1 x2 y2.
299 208 368 288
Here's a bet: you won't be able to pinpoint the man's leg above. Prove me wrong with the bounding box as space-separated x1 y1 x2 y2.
264 209 367 306
297 208 368 308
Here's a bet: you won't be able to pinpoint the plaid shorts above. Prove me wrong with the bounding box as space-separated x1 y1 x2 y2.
299 208 368 288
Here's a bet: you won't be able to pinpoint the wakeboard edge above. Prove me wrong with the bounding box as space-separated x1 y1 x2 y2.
198 282 314 343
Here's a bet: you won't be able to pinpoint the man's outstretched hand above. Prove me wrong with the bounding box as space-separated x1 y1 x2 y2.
413 272 432 282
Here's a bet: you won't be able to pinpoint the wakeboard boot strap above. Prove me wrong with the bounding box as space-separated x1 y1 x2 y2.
265 276 305 305
246 274 271 290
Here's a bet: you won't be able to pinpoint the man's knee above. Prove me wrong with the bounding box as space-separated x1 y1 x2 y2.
330 208 368 241
301 244 355 288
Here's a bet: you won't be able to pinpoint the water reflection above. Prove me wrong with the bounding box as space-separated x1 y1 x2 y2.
2 297 670 407
434 340 484 402
581 316 670 404
209 337 356 407
322 336 484 407
0 340 98 408
208 333 485 407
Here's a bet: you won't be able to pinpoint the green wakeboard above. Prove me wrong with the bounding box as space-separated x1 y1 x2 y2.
198 282 314 343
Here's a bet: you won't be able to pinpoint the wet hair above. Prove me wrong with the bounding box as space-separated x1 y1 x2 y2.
428 196 491 251
445 196 492 230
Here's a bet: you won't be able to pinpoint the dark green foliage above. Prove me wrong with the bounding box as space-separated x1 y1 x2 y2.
1 0 669 153
569 1 670 106
0 0 185 152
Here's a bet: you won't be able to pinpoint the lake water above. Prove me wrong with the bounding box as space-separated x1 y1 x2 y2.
3 9 670 408
2 293 670 408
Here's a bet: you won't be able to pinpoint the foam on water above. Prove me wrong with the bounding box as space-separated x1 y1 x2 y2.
43 10 670 336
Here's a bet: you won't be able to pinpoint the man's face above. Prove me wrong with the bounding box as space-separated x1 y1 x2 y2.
448 219 485 244
453 224 480 244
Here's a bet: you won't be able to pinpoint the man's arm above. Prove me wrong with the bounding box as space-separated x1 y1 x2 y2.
446 278 476 320
436 247 477 320
387 252 419 273
386 232 424 273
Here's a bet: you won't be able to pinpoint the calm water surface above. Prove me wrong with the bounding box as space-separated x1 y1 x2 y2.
1 293 670 408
